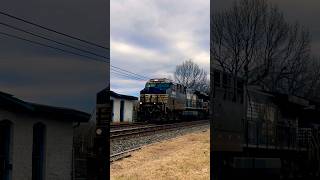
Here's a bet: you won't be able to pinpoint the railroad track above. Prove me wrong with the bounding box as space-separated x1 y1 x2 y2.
110 120 209 139
110 122 149 130
110 147 141 162
110 120 209 163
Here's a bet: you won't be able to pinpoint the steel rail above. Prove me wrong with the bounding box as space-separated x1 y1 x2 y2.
110 120 209 139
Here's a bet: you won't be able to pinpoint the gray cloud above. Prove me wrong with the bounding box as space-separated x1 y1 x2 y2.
111 0 210 96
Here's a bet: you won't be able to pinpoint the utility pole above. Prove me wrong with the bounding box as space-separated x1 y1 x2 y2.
94 88 110 179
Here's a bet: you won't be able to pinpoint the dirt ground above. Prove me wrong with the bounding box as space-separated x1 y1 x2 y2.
110 128 210 180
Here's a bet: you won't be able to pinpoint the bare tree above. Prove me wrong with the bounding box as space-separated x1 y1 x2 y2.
211 0 311 96
174 60 209 92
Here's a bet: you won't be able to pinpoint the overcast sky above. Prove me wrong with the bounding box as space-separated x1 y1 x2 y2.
213 0 320 57
0 0 109 113
4 0 315 112
110 0 210 97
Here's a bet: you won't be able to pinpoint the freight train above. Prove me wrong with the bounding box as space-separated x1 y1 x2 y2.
138 78 209 122
212 69 320 179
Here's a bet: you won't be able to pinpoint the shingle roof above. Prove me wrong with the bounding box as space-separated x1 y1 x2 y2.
110 91 138 101
0 91 90 122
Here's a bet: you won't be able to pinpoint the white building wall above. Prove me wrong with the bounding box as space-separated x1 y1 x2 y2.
111 97 135 123
124 101 134 122
0 109 73 180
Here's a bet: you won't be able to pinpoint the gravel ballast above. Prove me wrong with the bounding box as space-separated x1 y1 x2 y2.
110 123 209 156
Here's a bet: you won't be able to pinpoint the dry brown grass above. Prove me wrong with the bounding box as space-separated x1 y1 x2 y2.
111 129 210 180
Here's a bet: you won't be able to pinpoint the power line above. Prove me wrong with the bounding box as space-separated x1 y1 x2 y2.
0 21 109 59
0 10 109 50
111 72 146 82
111 68 148 81
111 68 144 80
0 31 151 81
0 31 109 63
111 70 146 81
0 22 150 81
111 65 150 80
111 72 139 81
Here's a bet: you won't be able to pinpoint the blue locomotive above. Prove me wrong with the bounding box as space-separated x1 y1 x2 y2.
138 78 209 122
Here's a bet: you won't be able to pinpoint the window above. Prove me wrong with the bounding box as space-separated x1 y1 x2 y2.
222 73 228 88
32 123 46 180
237 80 244 104
110 100 114 121
0 120 12 180
214 70 221 87
120 100 125 122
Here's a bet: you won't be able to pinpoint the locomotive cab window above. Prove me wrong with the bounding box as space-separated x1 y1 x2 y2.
146 82 172 90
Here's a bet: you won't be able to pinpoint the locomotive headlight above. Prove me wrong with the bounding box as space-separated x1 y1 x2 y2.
154 102 156 104
140 102 142 104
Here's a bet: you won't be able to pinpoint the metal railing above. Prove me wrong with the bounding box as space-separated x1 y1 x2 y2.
242 119 299 150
